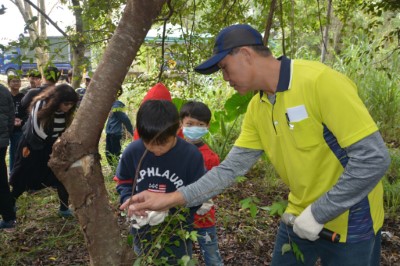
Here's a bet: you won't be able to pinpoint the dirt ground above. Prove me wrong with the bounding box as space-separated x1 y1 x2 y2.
1 179 399 266
0 73 399 265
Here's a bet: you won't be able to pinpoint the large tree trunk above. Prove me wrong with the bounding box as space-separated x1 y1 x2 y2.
48 0 166 265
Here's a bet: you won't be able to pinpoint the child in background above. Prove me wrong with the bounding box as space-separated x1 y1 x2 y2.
180 101 224 266
75 74 91 107
132 82 186 140
115 100 204 264
105 87 133 166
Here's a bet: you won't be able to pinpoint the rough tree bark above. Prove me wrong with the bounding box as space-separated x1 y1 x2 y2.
48 0 167 265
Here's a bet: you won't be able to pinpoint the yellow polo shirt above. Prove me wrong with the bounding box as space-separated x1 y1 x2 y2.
235 58 383 242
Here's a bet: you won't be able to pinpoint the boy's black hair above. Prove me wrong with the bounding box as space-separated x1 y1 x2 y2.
28 69 42 78
137 100 179 144
179 101 212 124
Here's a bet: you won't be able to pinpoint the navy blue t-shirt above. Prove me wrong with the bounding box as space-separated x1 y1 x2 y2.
116 137 205 205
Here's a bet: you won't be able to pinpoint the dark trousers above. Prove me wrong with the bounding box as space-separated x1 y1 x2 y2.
0 146 16 221
9 130 23 172
10 138 69 211
105 134 122 165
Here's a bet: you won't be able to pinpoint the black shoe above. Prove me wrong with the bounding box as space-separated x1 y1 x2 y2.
0 220 16 231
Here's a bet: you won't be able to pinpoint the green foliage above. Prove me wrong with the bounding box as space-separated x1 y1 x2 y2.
335 38 400 143
130 208 199 266
0 189 84 265
383 178 400 219
260 200 288 217
204 92 252 159
383 149 400 219
239 197 260 219
291 241 305 263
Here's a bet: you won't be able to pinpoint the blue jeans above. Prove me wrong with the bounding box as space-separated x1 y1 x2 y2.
9 131 23 172
271 221 381 266
196 226 224 266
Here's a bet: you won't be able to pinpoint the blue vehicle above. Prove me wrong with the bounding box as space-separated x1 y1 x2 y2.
0 36 72 76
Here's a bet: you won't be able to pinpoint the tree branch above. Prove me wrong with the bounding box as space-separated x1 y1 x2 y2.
23 0 68 37
157 0 174 83
263 0 277 46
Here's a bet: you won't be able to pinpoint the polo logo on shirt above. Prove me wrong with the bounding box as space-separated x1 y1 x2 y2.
148 183 167 193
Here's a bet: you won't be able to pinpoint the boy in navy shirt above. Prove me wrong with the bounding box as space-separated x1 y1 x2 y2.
115 100 204 264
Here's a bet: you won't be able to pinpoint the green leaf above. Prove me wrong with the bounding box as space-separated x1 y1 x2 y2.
189 231 198 241
133 258 142 266
224 92 253 122
219 115 227 137
239 197 252 209
235 176 248 183
281 243 291 255
126 234 133 246
179 255 190 265
260 200 288 217
172 97 185 112
292 242 305 263
249 205 258 218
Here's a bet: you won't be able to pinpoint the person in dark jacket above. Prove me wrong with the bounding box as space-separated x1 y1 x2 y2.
0 84 16 230
20 69 42 95
7 75 27 171
105 87 133 166
21 66 61 110
10 84 78 218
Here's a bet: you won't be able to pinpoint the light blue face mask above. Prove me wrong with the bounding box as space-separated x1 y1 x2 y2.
182 126 209 141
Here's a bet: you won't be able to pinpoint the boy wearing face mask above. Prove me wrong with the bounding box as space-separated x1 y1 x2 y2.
180 101 224 266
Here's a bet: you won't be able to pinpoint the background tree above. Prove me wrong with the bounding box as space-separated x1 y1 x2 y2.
10 0 50 71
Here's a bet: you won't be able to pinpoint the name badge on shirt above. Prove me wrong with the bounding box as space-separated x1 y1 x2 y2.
286 105 308 122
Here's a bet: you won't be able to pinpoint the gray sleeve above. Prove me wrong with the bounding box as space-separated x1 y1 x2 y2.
178 146 264 207
312 131 391 223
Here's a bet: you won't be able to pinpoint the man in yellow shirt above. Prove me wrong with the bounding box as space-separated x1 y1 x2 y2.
121 24 390 265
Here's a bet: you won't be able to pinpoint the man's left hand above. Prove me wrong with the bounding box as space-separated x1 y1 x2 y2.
293 205 324 241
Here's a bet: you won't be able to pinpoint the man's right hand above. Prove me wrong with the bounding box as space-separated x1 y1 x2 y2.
120 190 186 217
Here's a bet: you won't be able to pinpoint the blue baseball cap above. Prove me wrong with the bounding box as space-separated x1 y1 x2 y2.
194 24 263 75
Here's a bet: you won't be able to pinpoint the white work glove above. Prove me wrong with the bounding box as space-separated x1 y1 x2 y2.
130 211 168 229
148 210 168 226
196 199 214 216
293 205 324 241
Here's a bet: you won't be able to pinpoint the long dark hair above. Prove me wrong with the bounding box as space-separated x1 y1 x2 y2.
30 84 78 131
